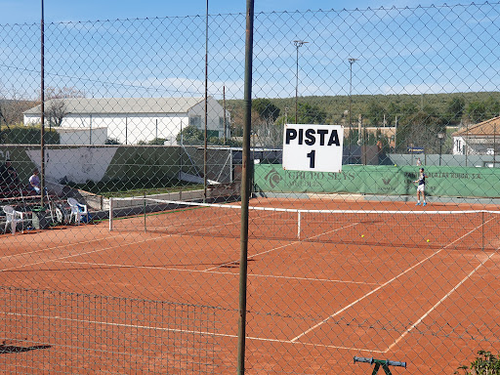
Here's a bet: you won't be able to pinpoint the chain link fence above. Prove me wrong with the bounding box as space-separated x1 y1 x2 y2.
1 2 500 374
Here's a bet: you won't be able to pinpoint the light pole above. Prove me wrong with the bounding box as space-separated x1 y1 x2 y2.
437 131 445 166
348 57 358 138
293 40 308 123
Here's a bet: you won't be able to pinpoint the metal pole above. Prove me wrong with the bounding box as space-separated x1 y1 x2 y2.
143 192 147 232
237 0 254 373
438 132 445 166
40 0 45 208
295 43 299 124
223 85 227 145
293 40 307 124
204 0 209 203
465 123 468 167
494 124 497 166
348 58 358 142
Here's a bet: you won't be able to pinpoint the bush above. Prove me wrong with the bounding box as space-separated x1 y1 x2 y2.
455 351 500 375
1 124 59 144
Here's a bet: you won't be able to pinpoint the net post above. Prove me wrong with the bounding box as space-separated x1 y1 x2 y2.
481 211 484 251
108 197 113 231
144 193 147 232
297 211 301 240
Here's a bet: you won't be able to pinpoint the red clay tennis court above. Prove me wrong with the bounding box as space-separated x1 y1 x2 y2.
1 197 500 374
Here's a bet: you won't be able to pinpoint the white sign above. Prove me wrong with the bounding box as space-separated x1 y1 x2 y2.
282 124 344 172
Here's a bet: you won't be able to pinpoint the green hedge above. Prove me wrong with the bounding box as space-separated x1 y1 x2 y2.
0 125 59 144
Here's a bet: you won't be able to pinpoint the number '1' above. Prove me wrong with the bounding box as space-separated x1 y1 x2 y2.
307 150 316 168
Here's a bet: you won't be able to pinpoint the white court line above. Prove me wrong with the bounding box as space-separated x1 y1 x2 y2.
290 222 487 345
60 259 378 286
205 221 361 271
0 232 168 272
1 311 385 352
4 215 495 353
385 249 497 352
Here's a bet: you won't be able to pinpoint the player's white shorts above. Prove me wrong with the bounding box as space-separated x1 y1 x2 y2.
417 184 425 192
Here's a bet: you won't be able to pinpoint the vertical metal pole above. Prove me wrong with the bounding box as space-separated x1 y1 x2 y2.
482 211 485 251
297 211 301 240
295 44 299 124
439 140 442 166
348 58 358 145
180 119 183 201
237 0 254 373
494 124 497 166
203 0 209 203
108 198 113 231
144 193 147 232
349 60 353 134
40 0 45 208
394 116 398 152
465 123 468 167
293 40 307 124
223 85 227 145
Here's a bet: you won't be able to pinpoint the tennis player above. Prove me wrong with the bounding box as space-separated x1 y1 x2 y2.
414 168 428 206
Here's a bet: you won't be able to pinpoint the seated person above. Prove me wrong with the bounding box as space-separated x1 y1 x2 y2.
29 169 41 194
0 159 20 187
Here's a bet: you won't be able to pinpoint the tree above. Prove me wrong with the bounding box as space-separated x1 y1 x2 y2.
252 98 282 148
396 110 445 153
296 102 327 124
253 98 280 123
45 99 67 128
44 86 85 128
466 100 488 123
484 96 500 119
176 124 204 145
366 100 386 127
105 137 121 145
0 84 34 126
445 96 465 125
138 137 167 145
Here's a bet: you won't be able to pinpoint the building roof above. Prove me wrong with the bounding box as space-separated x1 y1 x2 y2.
24 97 207 115
453 116 500 136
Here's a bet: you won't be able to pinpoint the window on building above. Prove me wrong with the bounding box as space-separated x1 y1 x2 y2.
189 115 202 128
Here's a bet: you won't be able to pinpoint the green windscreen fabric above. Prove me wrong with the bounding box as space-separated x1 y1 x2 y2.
254 164 500 198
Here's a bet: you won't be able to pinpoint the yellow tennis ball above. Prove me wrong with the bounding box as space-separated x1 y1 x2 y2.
361 234 365 238
427 239 430 242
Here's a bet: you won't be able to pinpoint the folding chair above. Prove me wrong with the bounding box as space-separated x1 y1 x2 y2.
67 198 88 225
3 205 26 234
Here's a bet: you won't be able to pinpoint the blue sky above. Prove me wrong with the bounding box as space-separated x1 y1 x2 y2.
0 0 456 24
1 1 497 101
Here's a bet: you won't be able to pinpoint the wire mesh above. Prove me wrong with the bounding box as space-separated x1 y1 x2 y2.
0 287 218 374
1 2 500 374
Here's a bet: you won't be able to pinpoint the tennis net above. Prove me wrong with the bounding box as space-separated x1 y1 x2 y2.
108 197 500 251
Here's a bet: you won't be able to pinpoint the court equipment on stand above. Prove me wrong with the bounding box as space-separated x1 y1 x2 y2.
354 356 407 375
55 203 72 225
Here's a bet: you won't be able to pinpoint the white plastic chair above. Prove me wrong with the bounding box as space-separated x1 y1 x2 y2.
67 198 88 225
3 205 25 234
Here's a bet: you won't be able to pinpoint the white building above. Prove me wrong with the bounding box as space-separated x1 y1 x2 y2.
452 116 500 156
23 97 231 145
